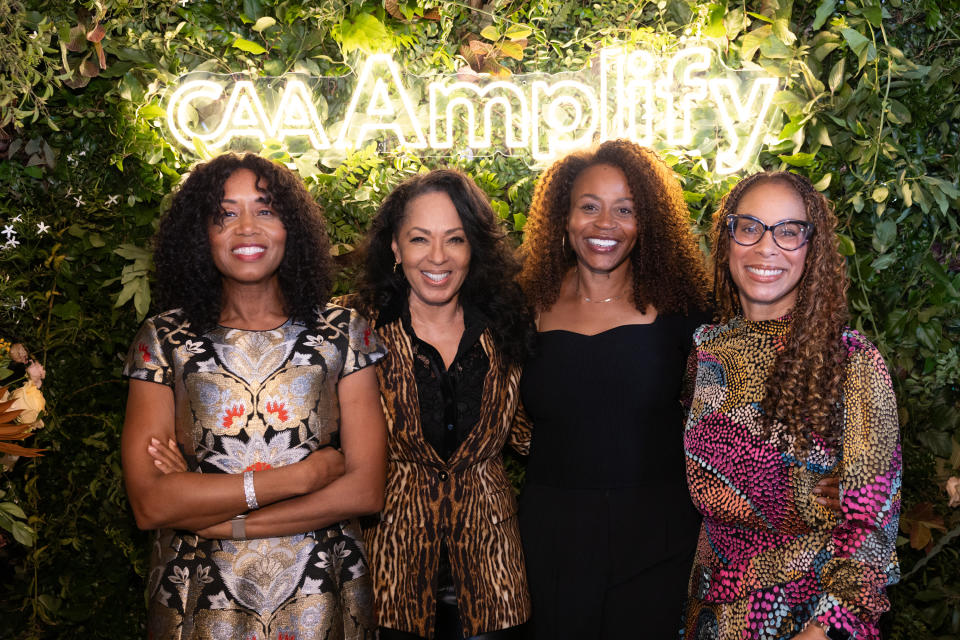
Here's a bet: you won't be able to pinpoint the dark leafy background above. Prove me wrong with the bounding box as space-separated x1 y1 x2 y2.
0 0 958 637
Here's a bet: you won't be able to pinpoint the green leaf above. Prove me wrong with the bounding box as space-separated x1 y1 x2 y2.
232 37 267 55
841 28 870 56
863 5 883 27
251 17 276 32
338 13 391 53
500 41 524 60
0 502 27 519
11 520 36 546
513 212 527 231
778 152 816 167
836 233 856 256
872 185 889 202
812 173 832 191
504 25 532 40
703 3 727 38
812 0 836 30
872 219 897 253
480 25 500 41
138 104 165 119
828 58 846 93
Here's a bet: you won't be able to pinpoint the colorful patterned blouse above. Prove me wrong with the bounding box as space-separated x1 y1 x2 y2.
123 305 385 640
682 317 901 640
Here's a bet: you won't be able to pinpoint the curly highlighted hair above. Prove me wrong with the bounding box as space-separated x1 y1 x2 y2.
517 139 710 314
153 153 332 332
357 169 534 366
711 171 849 448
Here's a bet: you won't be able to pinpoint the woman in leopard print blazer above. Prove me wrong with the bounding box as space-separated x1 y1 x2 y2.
344 169 536 640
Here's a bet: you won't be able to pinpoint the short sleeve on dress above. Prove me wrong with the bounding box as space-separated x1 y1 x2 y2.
340 307 387 379
122 316 174 387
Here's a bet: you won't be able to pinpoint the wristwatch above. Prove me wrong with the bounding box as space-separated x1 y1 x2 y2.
231 514 247 540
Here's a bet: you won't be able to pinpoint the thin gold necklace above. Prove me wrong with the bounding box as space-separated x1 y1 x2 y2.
576 278 629 303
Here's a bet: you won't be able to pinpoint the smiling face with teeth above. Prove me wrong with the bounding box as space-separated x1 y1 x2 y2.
391 190 471 310
728 180 809 321
208 168 287 290
565 163 638 277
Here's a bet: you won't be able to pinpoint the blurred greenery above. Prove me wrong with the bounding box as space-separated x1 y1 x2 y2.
0 0 958 637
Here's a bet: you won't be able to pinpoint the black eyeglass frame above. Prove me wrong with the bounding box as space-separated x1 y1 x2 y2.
725 214 815 251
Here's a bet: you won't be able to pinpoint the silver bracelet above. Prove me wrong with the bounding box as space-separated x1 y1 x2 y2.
243 470 259 510
231 514 247 540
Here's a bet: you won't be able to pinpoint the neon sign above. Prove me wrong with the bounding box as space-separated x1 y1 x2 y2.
163 47 779 174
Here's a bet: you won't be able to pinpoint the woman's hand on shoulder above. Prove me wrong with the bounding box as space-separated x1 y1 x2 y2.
813 476 842 514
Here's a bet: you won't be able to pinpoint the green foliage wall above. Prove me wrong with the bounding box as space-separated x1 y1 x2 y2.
0 0 958 637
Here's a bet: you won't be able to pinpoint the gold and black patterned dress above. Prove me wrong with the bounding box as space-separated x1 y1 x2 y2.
123 304 386 640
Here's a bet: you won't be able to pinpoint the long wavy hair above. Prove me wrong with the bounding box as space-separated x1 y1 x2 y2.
517 139 710 314
153 153 332 332
357 169 534 366
711 171 849 448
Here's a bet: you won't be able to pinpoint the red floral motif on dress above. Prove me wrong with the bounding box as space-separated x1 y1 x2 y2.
222 403 245 430
137 343 151 363
265 400 289 423
278 633 297 640
244 461 273 472
363 327 371 347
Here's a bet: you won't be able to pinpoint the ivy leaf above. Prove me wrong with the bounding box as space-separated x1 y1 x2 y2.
812 173 832 191
812 0 836 31
338 13 391 53
232 37 267 55
872 185 889 202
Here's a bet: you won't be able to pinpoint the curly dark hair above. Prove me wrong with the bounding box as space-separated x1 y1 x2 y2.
357 169 534 366
153 153 332 332
517 139 710 314
711 171 849 449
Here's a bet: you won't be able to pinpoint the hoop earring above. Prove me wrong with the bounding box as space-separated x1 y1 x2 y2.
394 260 403 277
561 234 567 255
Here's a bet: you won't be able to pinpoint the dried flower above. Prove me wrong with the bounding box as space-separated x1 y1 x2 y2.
9 343 28 364
9 382 45 424
26 360 45 389
947 477 960 508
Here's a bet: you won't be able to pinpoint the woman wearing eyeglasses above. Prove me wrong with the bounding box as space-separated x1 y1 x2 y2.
681 172 901 640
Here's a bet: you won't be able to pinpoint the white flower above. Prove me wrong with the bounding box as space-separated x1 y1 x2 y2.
105 194 120 206
73 196 85 208
4 237 20 248
36 222 50 234
1 225 15 239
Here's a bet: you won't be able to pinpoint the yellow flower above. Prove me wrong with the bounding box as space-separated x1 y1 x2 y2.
9 382 45 424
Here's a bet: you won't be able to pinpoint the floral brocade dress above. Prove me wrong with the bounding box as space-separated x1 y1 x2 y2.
123 305 386 640
682 317 901 640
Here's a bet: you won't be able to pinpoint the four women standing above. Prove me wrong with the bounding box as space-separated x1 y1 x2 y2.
127 149 899 639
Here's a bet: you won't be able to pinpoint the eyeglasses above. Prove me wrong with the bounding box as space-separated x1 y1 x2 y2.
726 214 814 251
